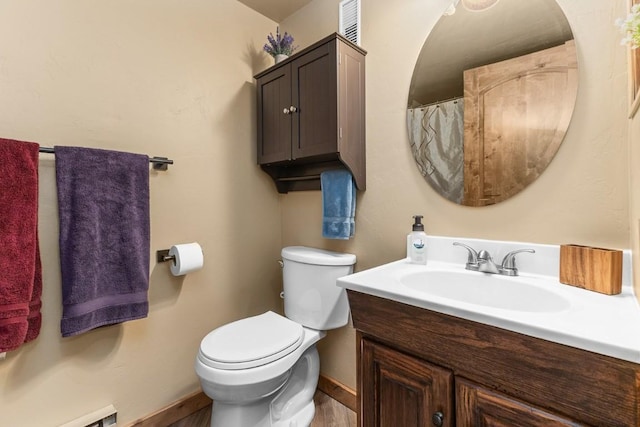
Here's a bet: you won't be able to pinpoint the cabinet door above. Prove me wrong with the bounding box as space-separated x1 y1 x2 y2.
291 41 338 160
361 339 453 427
257 64 292 164
462 40 577 206
456 379 586 427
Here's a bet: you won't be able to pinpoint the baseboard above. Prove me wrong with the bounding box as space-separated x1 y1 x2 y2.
126 390 212 427
317 374 357 413
126 374 356 426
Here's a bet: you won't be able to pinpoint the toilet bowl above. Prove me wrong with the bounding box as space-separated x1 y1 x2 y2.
195 246 356 427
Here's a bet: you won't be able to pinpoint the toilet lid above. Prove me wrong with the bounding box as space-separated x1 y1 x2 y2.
199 311 304 370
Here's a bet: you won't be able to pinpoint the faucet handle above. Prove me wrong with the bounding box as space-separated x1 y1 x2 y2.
453 242 479 270
500 249 535 276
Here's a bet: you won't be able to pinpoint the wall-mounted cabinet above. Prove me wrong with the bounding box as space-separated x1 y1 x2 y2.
254 33 366 193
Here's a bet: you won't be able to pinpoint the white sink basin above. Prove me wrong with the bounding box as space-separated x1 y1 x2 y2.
336 235 640 364
401 270 571 313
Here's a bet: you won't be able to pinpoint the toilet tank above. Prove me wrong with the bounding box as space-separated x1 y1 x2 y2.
281 246 356 330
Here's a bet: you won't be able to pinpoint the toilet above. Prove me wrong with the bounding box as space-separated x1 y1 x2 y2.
195 246 356 427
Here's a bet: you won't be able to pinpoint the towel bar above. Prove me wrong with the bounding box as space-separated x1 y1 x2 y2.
276 175 321 182
38 146 174 170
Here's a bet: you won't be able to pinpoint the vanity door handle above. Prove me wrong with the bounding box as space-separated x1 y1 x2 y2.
432 411 444 427
283 107 291 114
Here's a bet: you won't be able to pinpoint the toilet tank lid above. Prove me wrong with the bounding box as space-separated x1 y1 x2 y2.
282 246 356 266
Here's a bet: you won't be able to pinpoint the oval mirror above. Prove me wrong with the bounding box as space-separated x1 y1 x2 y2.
407 0 577 206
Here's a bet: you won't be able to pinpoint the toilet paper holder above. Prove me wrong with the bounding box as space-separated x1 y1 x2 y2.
156 249 175 264
156 243 204 276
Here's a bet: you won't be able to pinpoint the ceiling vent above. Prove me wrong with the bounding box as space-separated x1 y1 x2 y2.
339 0 361 46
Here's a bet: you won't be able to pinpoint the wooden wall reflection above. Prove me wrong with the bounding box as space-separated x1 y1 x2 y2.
462 41 578 206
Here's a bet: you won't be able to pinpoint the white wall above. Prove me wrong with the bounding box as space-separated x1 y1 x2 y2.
281 0 631 390
0 1 283 425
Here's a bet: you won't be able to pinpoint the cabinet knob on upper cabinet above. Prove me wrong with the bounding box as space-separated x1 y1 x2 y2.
432 411 444 427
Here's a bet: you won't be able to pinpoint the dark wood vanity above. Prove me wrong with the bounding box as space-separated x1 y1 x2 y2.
348 290 640 426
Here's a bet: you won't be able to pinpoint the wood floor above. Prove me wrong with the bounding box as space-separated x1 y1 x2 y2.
168 390 356 427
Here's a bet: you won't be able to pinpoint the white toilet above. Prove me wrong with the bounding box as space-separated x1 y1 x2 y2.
195 246 356 427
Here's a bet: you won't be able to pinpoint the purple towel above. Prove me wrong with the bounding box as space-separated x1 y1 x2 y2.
55 146 150 337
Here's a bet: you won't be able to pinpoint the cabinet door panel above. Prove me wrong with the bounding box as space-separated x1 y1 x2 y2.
257 65 292 164
462 41 577 206
361 339 453 427
456 379 586 427
292 43 338 159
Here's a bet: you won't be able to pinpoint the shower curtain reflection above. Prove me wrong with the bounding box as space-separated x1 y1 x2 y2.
407 98 464 204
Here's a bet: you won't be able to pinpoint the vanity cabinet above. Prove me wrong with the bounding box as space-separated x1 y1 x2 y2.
361 338 581 427
349 290 640 427
254 33 366 193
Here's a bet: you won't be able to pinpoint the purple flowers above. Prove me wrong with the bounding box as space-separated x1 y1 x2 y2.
263 27 297 57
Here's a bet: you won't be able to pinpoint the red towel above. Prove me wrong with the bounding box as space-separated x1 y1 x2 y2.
0 138 42 352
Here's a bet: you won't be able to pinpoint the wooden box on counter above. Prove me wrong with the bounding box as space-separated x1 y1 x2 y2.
559 244 622 295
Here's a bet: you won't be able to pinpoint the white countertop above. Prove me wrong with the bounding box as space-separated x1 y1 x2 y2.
337 236 640 364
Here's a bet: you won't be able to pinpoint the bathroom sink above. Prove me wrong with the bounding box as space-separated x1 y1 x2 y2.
337 236 640 364
400 270 571 313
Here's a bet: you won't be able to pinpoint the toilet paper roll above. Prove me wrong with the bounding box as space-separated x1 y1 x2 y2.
168 242 204 276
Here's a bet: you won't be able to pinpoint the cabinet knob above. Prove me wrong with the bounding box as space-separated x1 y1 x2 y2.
283 107 290 114
289 105 297 113
432 411 444 427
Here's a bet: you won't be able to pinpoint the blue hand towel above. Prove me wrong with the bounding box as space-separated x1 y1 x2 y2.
321 169 356 240
55 146 150 337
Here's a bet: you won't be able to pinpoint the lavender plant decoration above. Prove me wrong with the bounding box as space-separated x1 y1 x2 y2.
263 27 297 57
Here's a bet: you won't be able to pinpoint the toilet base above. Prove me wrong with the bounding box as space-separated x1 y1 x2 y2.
210 400 315 427
210 345 320 427
273 401 314 427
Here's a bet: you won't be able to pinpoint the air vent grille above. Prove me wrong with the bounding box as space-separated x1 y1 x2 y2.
339 0 361 45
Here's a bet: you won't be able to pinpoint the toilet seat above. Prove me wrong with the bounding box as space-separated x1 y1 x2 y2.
199 311 303 370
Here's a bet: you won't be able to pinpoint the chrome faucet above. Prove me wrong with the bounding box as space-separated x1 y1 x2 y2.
452 242 535 276
477 249 500 274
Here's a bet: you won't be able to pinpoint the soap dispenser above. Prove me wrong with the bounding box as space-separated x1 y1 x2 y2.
407 215 428 265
